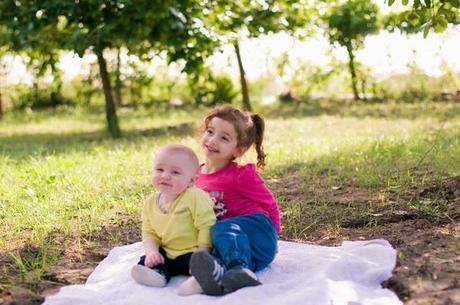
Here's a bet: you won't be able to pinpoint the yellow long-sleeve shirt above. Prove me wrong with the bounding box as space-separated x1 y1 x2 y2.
142 187 216 259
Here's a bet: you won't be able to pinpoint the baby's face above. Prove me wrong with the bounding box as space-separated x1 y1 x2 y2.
152 151 196 198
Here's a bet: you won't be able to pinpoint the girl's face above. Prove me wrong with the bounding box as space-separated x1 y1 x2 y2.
201 117 242 165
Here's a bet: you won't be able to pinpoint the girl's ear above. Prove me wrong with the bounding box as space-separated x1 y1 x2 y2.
233 147 245 158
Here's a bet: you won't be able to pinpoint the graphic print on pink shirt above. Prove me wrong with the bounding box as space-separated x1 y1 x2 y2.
196 163 281 233
209 190 227 218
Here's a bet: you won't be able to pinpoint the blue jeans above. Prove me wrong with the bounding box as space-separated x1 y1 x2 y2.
211 213 277 272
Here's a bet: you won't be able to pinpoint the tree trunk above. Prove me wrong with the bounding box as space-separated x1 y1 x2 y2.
96 49 121 137
361 78 367 101
50 69 63 107
114 48 122 106
33 81 39 105
0 91 3 119
0 59 3 118
346 43 360 100
234 41 252 111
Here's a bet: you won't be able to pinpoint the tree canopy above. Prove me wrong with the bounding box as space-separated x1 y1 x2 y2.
327 0 380 100
0 0 219 136
387 0 460 37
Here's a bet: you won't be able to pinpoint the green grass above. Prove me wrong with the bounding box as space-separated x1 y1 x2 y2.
1 101 459 281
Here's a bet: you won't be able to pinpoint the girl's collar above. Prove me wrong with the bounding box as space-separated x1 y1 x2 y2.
200 162 236 175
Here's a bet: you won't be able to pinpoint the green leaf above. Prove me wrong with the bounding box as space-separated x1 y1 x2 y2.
447 0 460 8
388 0 396 6
423 22 431 37
424 0 432 8
407 12 420 26
402 0 409 5
433 17 448 32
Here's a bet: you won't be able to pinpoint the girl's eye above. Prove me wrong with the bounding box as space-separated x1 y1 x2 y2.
172 171 181 175
206 129 213 135
155 168 164 173
221 136 229 142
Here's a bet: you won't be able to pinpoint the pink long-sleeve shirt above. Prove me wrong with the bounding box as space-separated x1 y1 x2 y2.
195 162 281 233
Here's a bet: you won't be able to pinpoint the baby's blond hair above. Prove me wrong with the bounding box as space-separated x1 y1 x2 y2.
156 144 199 173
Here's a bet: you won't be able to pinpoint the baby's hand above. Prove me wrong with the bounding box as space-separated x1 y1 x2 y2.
145 250 164 268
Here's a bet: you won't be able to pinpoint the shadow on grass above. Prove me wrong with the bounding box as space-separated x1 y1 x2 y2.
0 122 195 161
3 101 459 161
0 215 142 305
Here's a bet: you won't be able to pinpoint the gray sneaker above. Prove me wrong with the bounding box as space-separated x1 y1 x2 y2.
131 264 167 287
190 252 225 296
222 267 261 294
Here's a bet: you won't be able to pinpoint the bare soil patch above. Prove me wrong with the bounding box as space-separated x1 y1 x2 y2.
1 176 459 305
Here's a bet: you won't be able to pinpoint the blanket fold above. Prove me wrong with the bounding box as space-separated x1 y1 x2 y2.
43 239 402 305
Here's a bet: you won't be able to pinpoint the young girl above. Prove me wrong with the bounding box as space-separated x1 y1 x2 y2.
189 104 281 296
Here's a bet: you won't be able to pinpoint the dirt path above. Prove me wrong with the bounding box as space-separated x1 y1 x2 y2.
1 177 459 305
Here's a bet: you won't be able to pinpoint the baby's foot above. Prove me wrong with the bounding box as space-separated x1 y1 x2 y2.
131 264 167 287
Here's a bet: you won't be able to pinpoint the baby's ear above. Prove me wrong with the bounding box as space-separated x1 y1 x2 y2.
189 174 197 186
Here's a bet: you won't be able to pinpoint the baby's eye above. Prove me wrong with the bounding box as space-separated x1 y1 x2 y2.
155 168 164 172
172 170 181 175
206 129 214 135
221 136 229 142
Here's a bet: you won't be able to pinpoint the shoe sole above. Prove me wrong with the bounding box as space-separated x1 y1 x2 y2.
131 264 167 287
222 269 261 294
190 252 223 296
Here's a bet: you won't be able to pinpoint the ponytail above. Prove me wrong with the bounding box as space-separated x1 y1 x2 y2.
250 114 266 169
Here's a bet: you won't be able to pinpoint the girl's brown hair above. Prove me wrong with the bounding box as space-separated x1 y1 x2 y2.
202 104 266 169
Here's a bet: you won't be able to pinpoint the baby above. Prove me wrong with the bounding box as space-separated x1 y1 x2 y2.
131 144 216 291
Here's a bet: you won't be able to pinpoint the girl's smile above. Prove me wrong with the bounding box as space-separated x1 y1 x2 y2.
204 143 219 154
201 117 242 172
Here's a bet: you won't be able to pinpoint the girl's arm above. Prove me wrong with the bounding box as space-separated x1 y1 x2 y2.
237 164 281 233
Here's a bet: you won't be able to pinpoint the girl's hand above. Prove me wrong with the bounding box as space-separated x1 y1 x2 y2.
145 250 164 268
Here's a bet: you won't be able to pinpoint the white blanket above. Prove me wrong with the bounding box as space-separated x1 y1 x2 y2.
43 239 402 305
